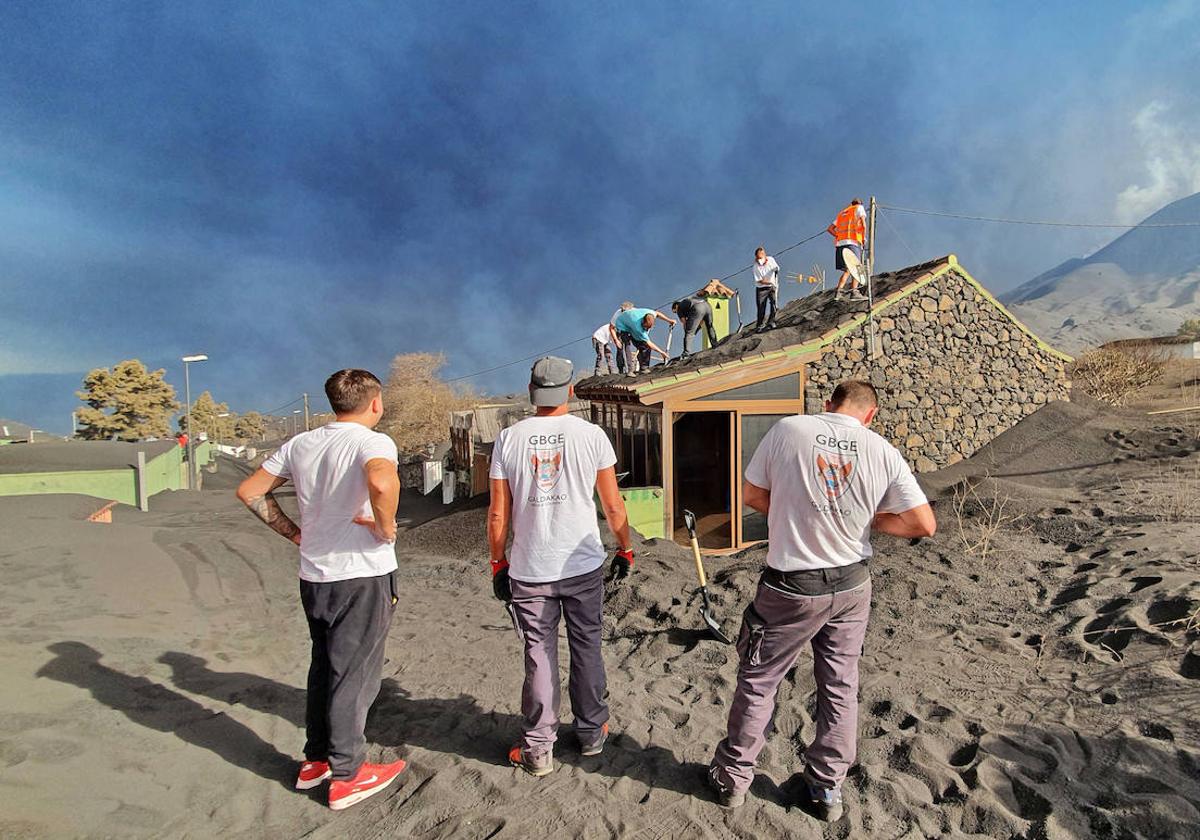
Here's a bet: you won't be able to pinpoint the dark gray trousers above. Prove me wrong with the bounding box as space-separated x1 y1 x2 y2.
509 566 609 757
710 576 871 794
682 303 718 354
300 571 397 779
755 286 778 328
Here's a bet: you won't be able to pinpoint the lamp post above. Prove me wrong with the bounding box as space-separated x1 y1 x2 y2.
292 409 302 437
216 411 230 452
181 354 208 490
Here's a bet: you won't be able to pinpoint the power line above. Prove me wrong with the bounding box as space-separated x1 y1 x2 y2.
878 203 1200 228
446 227 830 382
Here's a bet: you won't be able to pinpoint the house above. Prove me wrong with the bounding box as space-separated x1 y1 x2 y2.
575 255 1072 551
448 396 590 498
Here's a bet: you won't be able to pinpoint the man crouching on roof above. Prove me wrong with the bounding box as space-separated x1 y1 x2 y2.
487 356 634 775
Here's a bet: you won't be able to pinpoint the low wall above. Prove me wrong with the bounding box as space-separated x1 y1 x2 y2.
618 486 665 539
0 468 138 506
0 443 192 507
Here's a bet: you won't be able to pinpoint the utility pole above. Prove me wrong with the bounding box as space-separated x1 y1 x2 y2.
181 355 209 490
866 196 878 359
303 393 310 432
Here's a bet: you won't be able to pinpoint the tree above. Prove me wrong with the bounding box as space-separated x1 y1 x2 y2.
234 411 266 442
1179 318 1200 339
379 353 476 456
76 360 180 441
179 391 237 442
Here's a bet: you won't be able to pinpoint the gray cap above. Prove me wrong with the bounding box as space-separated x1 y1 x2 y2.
529 356 573 407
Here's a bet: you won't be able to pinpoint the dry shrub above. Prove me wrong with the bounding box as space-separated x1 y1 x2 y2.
379 353 477 456
1138 459 1200 523
950 476 1024 561
1071 345 1168 407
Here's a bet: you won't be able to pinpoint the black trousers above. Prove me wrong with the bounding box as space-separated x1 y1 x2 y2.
300 571 397 779
755 286 778 329
682 303 718 354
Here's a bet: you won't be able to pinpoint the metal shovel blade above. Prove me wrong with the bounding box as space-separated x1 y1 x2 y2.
700 591 732 645
682 509 731 644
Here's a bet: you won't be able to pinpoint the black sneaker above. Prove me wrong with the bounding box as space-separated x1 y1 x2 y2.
803 779 844 821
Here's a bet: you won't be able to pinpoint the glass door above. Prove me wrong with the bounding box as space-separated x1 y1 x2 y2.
736 413 791 545
672 410 735 550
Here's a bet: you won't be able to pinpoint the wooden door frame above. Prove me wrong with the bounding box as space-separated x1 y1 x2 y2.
661 364 808 551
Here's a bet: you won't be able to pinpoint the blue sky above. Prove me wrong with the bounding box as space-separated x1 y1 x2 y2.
2 1 1199 432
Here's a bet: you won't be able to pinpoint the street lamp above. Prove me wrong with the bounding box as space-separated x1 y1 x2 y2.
181 354 208 490
292 409 302 436
216 411 230 451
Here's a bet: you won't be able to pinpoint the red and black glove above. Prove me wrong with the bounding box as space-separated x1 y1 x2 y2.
491 557 512 602
610 548 634 580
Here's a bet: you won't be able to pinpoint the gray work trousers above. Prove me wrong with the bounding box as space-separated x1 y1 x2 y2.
300 571 397 779
592 338 616 376
710 576 871 794
681 303 718 354
509 566 609 757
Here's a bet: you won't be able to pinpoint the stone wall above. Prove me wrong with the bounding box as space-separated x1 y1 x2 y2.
804 270 1071 472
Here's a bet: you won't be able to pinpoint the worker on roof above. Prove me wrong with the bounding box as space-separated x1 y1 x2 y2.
591 321 618 377
671 294 719 358
752 247 781 331
827 199 868 301
606 301 634 375
613 306 677 374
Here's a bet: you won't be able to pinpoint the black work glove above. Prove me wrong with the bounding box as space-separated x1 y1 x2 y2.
610 548 634 580
491 558 512 602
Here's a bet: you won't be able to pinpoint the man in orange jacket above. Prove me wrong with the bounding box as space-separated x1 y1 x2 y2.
826 199 868 301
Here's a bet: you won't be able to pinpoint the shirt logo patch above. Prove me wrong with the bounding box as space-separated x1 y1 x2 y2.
814 444 856 501
530 446 564 492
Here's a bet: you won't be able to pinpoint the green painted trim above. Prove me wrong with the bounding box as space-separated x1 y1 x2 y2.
947 257 1074 362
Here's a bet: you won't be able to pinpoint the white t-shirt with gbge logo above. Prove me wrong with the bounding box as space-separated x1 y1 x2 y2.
744 412 927 571
490 414 617 583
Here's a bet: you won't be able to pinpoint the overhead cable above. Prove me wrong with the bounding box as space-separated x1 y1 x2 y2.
878 203 1200 228
447 227 830 382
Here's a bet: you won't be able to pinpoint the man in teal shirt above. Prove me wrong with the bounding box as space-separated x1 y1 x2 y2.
613 307 676 373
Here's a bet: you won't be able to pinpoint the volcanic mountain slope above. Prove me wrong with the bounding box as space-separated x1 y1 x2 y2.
1005 191 1200 352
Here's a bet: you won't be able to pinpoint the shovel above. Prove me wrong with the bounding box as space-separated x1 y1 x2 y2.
682 509 732 644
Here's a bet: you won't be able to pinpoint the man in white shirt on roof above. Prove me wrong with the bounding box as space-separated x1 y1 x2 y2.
236 368 406 811
752 246 781 331
706 380 936 822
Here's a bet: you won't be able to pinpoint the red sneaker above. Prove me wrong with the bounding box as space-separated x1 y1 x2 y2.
328 760 407 811
296 760 332 790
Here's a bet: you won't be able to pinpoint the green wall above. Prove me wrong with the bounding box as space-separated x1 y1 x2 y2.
703 296 733 347
0 443 191 507
0 468 137 506
619 486 665 539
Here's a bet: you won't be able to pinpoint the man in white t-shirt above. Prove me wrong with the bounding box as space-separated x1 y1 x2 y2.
752 246 781 331
488 356 633 776
591 322 617 376
707 380 935 821
236 368 406 811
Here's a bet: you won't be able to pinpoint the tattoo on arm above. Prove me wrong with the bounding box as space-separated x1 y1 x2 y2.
247 493 301 543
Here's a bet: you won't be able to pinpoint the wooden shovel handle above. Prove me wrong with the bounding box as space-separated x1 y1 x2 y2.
689 536 707 588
